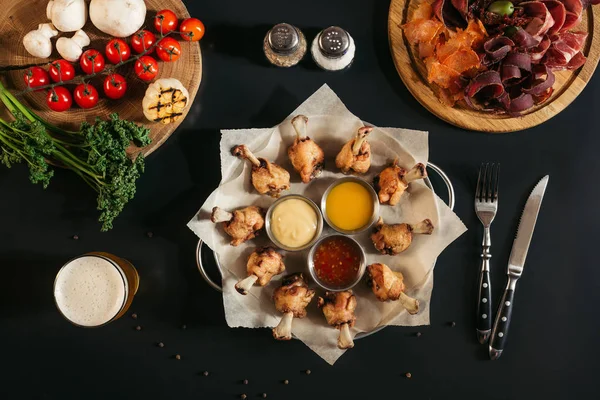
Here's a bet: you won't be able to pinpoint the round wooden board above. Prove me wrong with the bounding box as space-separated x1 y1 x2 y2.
0 0 202 157
389 0 600 132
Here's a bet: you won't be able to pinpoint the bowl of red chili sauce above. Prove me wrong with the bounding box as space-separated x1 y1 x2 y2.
307 235 366 291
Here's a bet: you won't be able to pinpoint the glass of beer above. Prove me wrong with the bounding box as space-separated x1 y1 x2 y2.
53 252 139 328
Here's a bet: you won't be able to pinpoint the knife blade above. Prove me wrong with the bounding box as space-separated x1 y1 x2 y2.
489 175 549 360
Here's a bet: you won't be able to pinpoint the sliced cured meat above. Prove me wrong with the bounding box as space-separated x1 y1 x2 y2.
521 2 555 38
451 0 469 19
504 52 533 72
560 0 584 31
426 60 462 88
541 1 566 35
565 51 587 69
466 70 505 98
501 64 522 82
546 50 587 69
511 27 540 48
436 30 477 62
402 19 444 45
529 35 552 62
413 2 433 20
483 36 514 61
432 0 467 28
560 31 587 52
442 47 480 73
523 64 556 95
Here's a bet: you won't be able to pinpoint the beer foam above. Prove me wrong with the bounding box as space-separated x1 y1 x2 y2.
54 256 126 327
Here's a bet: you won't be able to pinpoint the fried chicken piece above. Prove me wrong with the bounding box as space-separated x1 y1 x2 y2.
211 206 265 247
232 144 290 198
366 263 419 314
272 273 315 340
371 217 434 255
374 160 427 205
335 126 373 174
288 115 325 183
317 290 357 349
235 247 285 295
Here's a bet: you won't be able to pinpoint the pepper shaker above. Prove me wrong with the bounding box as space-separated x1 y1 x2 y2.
311 26 356 71
263 23 307 67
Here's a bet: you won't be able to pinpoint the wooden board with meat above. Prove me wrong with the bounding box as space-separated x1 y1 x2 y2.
389 0 600 132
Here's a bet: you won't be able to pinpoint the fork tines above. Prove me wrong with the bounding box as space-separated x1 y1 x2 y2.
476 163 500 203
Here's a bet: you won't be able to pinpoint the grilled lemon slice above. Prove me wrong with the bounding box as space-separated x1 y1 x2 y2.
142 78 190 124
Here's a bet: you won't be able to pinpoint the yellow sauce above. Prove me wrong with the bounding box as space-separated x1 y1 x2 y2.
326 182 373 231
271 198 318 248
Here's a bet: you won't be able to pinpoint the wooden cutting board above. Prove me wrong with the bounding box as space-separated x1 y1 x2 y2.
0 0 202 157
388 0 600 132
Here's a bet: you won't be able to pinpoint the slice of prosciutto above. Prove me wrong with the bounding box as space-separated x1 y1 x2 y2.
544 30 588 68
541 1 566 35
560 0 584 31
530 35 552 62
522 2 556 38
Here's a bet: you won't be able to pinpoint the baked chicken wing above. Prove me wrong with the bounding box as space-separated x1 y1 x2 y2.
335 126 373 174
366 263 419 314
232 144 290 197
211 206 265 246
288 115 325 183
272 273 315 340
317 290 357 349
374 160 426 206
371 217 433 255
235 247 285 295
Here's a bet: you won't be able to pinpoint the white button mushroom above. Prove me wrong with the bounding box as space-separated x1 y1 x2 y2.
23 23 58 59
56 30 90 62
47 0 88 33
89 0 146 38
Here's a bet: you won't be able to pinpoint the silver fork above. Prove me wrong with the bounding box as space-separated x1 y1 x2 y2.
474 163 499 344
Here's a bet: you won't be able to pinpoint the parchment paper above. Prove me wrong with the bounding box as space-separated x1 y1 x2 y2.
188 85 466 365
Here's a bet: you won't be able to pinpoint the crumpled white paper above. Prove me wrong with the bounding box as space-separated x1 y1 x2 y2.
188 84 466 365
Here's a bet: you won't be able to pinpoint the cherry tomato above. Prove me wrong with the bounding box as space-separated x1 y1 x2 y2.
74 83 99 109
105 39 131 64
131 29 157 54
156 37 182 62
103 73 127 100
80 49 105 75
134 56 159 81
180 18 205 42
49 60 76 83
23 67 50 90
154 9 178 35
46 87 72 112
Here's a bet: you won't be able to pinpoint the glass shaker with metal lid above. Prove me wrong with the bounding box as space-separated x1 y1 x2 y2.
311 26 356 71
263 23 307 67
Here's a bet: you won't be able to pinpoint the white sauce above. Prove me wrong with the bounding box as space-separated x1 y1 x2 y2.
271 198 318 248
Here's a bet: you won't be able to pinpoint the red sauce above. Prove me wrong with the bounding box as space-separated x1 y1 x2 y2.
313 236 361 288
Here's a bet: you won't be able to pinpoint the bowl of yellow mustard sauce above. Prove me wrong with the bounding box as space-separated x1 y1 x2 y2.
321 177 379 235
265 194 324 252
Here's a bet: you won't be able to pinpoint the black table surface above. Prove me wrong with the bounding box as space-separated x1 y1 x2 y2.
2 1 599 399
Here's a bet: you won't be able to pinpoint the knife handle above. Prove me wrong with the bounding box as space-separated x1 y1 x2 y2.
476 268 492 343
489 278 517 360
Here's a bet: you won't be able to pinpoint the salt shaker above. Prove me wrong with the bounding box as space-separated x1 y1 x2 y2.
263 23 307 67
311 26 356 71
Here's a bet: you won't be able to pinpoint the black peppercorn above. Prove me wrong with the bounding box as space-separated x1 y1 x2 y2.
243 379 248 385
416 332 422 337
135 325 142 331
72 235 79 240
157 342 164 348
203 371 209 376
131 313 138 319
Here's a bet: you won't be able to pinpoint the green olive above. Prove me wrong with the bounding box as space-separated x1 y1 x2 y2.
487 1 515 16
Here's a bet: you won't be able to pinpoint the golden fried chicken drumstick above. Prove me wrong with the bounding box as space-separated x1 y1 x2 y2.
317 290 357 350
366 263 419 314
211 206 265 246
272 273 315 340
374 160 427 206
232 144 290 198
235 247 285 295
371 217 433 255
335 126 373 174
288 115 325 183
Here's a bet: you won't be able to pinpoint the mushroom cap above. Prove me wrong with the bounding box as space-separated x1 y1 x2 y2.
89 0 146 37
23 31 53 59
56 37 83 62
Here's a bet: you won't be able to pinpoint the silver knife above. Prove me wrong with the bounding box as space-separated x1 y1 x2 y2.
489 175 549 360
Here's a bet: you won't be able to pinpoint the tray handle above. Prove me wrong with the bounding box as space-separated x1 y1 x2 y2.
196 162 455 292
